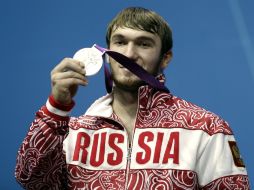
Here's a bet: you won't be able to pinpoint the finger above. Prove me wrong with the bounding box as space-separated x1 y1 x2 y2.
52 58 86 75
54 77 88 87
52 70 88 82
51 74 88 88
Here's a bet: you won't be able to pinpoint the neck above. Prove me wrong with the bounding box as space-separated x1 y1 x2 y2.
112 86 139 118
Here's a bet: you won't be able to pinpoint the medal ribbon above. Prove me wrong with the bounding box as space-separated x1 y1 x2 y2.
94 44 169 93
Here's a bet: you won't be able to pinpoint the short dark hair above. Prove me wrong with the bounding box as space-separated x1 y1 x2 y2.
106 7 173 55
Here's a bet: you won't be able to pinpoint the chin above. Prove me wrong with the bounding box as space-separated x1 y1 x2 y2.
113 77 145 92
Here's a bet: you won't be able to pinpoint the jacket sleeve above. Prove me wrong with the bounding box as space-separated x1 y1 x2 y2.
197 120 250 190
15 95 75 189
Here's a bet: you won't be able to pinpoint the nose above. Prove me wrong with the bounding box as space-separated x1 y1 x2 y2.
124 43 138 61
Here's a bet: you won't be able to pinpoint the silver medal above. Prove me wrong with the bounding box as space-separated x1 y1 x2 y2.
73 45 103 76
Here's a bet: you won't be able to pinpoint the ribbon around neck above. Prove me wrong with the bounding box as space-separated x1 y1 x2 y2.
93 44 169 93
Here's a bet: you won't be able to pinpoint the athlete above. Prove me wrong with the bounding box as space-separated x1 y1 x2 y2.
15 7 250 189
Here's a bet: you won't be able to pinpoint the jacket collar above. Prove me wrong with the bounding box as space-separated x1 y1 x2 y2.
85 74 168 118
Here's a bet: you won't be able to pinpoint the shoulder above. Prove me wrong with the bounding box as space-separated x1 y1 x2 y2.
164 93 233 136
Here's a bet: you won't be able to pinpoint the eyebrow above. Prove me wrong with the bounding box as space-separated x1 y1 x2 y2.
111 34 156 44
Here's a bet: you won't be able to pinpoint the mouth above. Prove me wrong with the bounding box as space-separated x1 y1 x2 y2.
119 63 144 68
119 64 129 69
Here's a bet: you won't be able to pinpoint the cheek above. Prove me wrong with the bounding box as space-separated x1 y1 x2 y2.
109 59 120 75
109 58 118 69
143 54 162 71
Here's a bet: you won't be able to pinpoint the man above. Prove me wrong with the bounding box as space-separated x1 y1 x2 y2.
15 7 249 189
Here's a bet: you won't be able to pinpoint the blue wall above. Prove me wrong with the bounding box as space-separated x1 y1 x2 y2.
0 0 253 189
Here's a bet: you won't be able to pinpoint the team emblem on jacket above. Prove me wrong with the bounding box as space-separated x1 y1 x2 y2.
64 128 180 170
228 141 245 167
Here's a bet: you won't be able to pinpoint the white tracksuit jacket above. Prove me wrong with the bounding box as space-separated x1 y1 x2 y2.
15 85 249 189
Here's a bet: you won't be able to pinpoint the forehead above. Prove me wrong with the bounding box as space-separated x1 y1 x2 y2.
110 27 161 43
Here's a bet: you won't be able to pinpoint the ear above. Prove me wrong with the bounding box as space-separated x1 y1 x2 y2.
160 50 173 69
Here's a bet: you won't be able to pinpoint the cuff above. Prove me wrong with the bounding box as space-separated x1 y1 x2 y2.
45 95 75 117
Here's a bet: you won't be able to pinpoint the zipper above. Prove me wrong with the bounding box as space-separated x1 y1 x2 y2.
124 144 132 190
101 115 133 190
124 88 142 190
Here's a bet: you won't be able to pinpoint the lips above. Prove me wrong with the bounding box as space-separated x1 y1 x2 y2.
119 63 144 69
119 65 129 70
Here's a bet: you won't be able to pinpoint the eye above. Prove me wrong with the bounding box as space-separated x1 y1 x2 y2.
113 40 125 46
139 41 152 48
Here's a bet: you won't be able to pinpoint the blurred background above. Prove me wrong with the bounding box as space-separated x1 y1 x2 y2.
0 0 253 189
